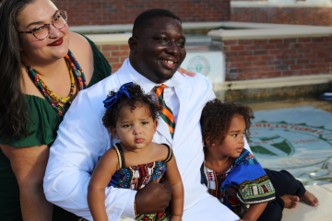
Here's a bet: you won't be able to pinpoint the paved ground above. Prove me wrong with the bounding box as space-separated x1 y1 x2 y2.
248 99 332 221
282 184 332 221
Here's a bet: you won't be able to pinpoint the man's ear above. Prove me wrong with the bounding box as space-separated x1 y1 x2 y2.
128 36 137 52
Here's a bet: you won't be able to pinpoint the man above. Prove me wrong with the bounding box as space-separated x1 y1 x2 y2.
44 9 241 220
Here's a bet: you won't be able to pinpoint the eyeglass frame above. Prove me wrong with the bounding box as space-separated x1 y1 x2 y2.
19 10 68 41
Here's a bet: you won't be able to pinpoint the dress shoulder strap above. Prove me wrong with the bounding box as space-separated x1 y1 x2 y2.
113 143 125 168
162 144 173 163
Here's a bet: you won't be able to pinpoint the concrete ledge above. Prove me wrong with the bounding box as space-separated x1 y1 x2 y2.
208 22 332 40
282 185 332 221
80 22 332 44
230 74 329 90
72 22 223 45
232 1 332 8
220 83 331 102
71 22 223 34
214 74 332 102
321 183 332 193
216 74 332 91
85 33 131 45
70 24 132 34
218 21 330 30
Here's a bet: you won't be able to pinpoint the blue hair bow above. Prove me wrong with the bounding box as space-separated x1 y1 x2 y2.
103 82 134 110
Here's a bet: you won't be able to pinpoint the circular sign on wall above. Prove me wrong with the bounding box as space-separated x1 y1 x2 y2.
186 55 210 76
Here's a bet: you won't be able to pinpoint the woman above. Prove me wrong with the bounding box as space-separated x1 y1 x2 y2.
0 0 111 220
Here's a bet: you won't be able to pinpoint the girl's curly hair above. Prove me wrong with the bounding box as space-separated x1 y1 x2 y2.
200 99 254 146
102 83 161 129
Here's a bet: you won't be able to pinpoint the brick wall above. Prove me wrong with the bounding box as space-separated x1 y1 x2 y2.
59 0 331 101
231 7 332 26
55 0 230 25
96 43 130 72
222 37 332 81
93 34 332 79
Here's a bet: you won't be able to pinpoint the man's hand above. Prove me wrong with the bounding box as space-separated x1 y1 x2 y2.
135 181 172 214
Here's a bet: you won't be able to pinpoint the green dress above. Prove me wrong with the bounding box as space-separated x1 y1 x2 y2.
0 37 111 221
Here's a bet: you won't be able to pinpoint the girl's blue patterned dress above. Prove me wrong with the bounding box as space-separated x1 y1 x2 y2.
109 143 173 221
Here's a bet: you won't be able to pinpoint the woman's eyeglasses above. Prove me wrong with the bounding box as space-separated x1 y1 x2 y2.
19 10 67 41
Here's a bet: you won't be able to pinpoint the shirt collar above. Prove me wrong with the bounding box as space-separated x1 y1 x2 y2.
126 59 181 92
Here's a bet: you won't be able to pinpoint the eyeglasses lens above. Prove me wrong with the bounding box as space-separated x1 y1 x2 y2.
33 10 67 40
53 11 67 29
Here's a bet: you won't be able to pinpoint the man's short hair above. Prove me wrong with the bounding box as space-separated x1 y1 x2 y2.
132 8 182 37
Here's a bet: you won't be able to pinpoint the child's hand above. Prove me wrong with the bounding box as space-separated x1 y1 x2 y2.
170 215 182 221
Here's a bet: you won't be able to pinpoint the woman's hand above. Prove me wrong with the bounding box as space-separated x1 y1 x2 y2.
178 67 195 77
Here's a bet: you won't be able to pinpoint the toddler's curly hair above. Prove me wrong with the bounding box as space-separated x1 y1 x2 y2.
200 99 254 146
103 83 161 129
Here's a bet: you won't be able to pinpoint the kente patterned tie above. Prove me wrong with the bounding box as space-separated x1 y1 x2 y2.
154 84 175 138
